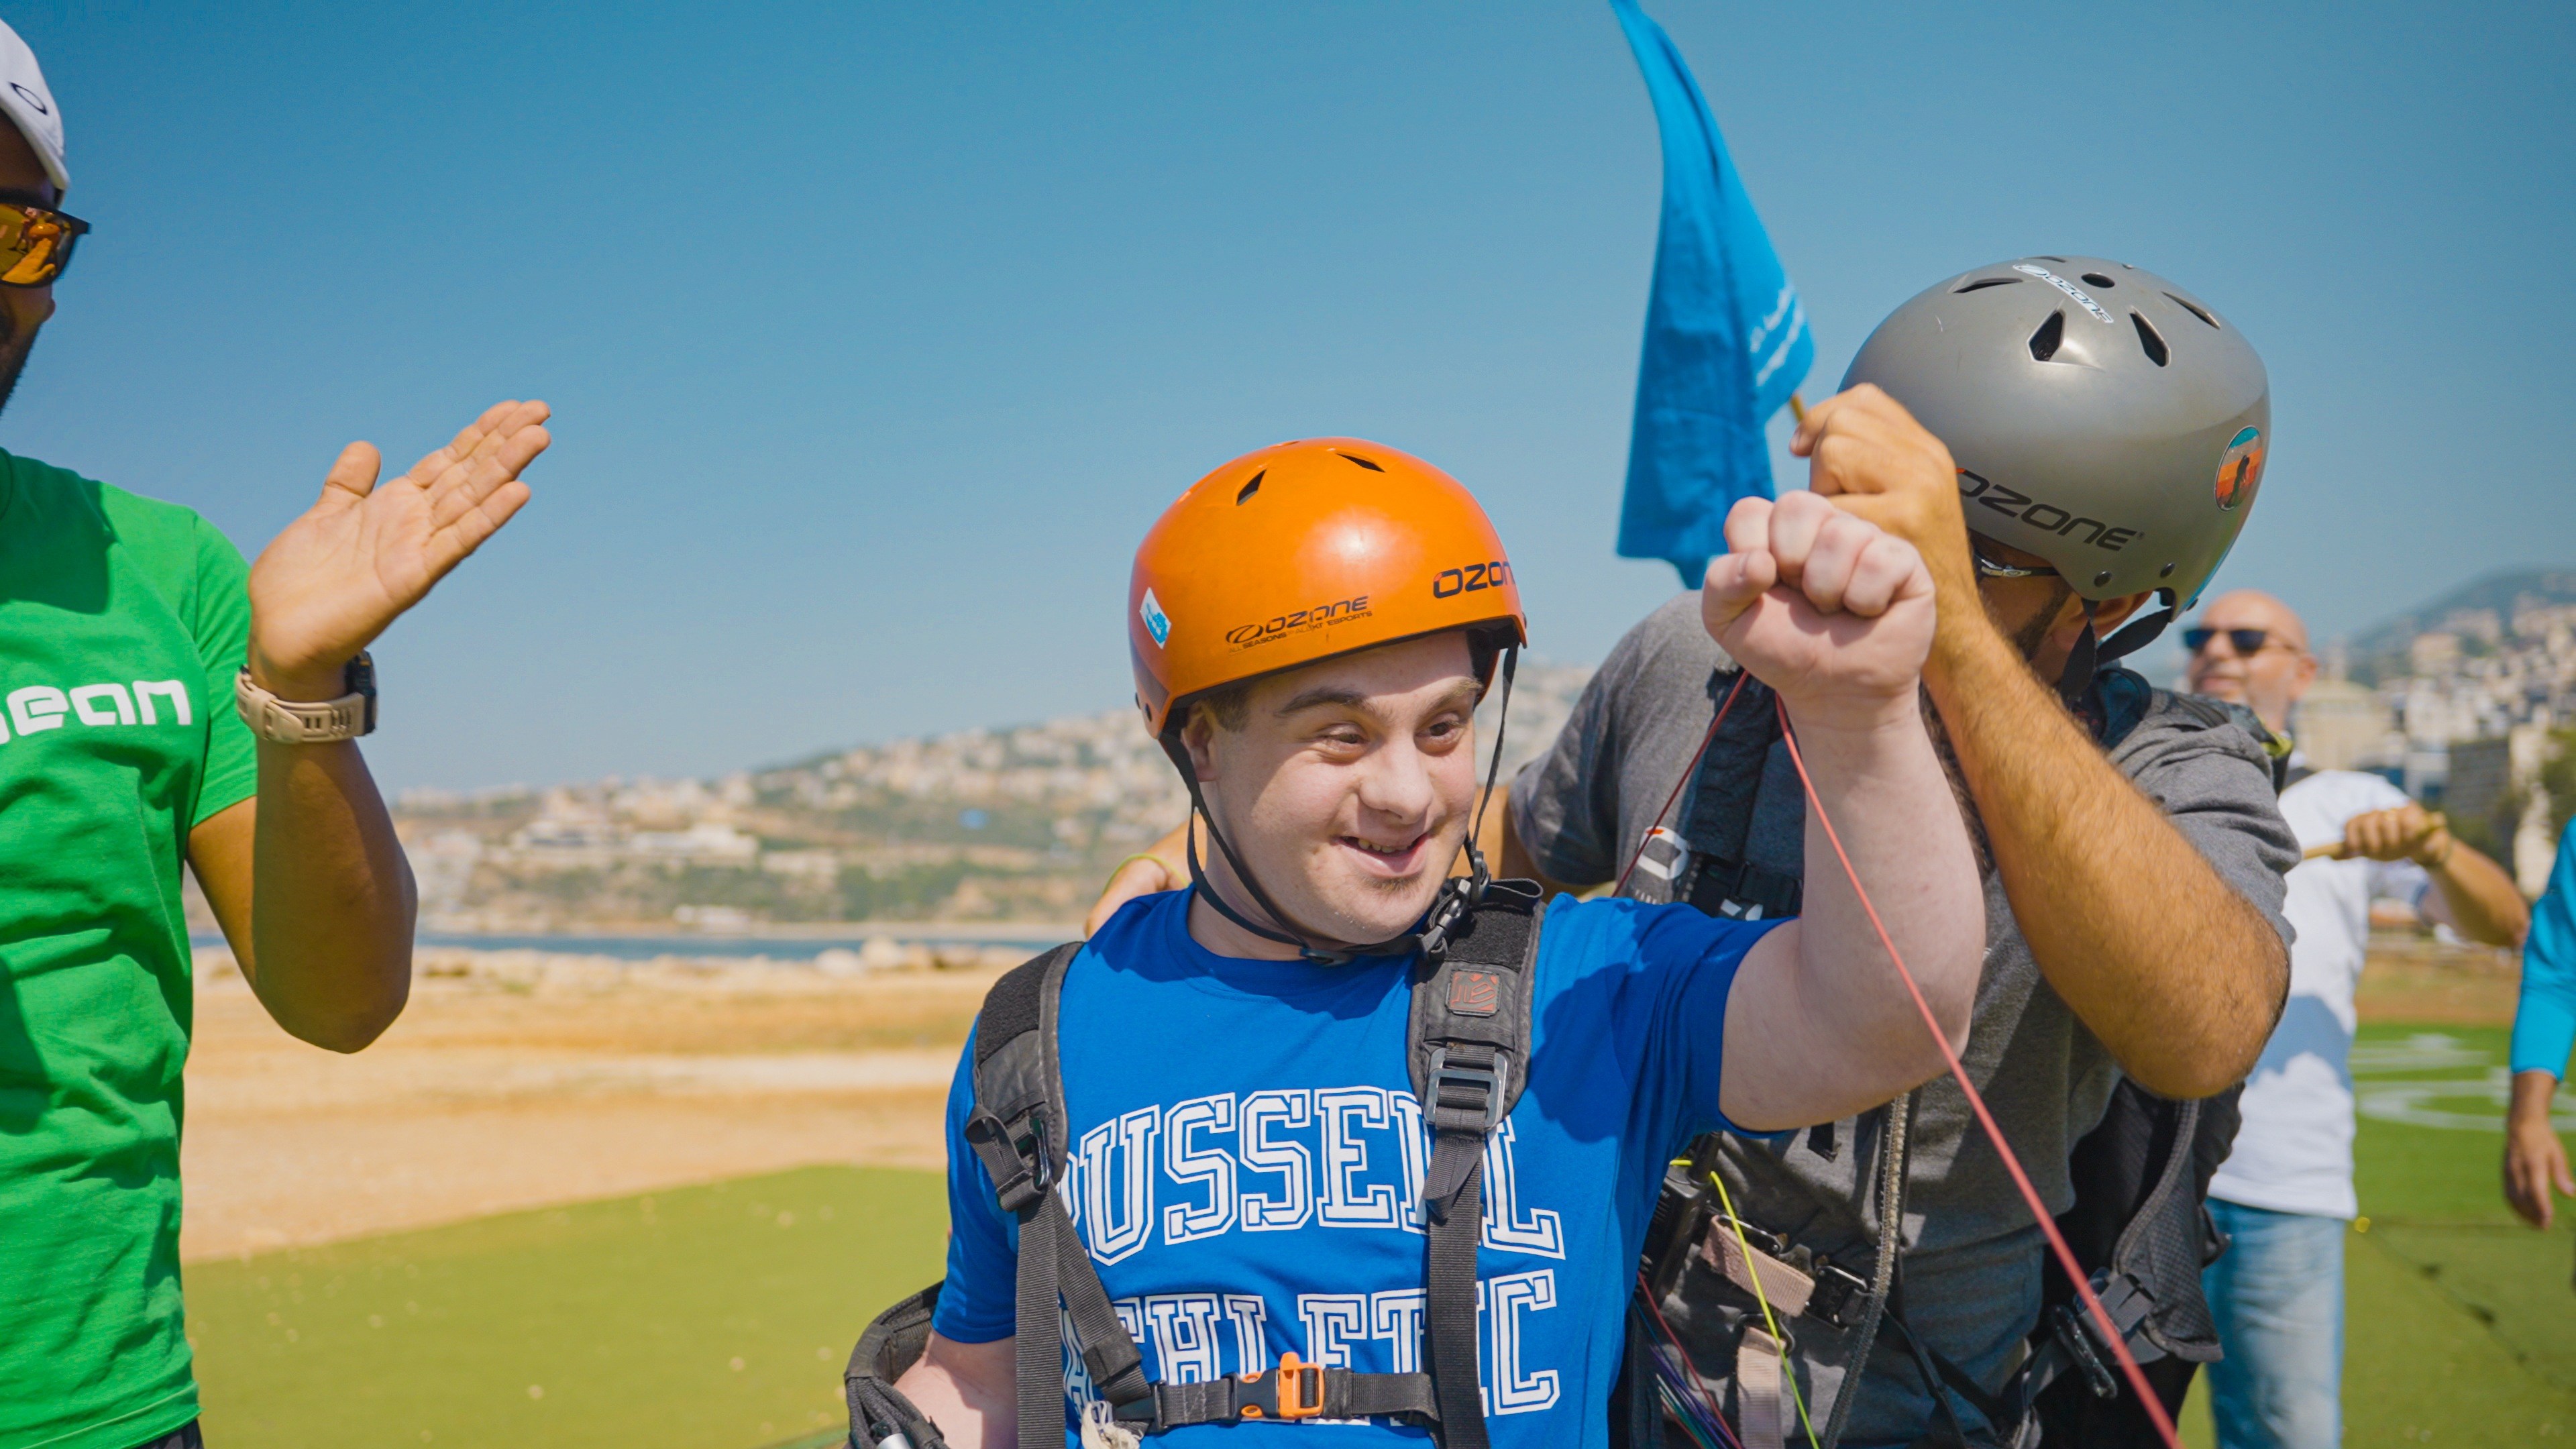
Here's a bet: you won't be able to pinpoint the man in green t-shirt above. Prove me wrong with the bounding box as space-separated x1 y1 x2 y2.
0 25 550 1449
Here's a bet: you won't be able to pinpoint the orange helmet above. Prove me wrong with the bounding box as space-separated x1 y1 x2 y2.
1129 438 1527 737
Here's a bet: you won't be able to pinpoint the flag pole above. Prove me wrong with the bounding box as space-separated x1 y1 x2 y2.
1787 391 1807 424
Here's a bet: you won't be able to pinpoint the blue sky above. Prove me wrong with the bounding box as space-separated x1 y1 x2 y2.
4 1 2569 791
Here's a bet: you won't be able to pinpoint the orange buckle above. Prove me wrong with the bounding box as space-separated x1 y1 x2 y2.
1236 1351 1327 1419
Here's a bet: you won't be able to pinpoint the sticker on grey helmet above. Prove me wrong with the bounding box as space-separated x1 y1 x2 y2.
2214 427 2265 512
2012 264 2114 325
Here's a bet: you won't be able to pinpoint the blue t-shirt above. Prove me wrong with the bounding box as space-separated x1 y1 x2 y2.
932 887 1780 1445
2512 822 2576 1079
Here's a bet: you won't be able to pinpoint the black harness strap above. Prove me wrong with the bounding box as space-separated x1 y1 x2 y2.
958 943 1099 1449
1120 1364 1446 1429
1410 879 1546 1449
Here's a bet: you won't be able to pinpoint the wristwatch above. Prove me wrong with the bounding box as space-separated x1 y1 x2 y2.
234 652 378 743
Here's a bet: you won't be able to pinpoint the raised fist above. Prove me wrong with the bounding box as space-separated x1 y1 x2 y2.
1701 490 1936 734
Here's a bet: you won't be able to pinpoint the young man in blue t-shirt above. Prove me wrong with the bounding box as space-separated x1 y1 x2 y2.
891 438 1987 1447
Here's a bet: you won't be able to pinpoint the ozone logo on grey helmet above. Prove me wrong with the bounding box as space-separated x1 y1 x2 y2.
1842 254 2269 661
2012 264 2114 325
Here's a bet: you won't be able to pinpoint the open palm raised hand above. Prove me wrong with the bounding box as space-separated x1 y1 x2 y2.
247 400 550 698
1701 490 1935 734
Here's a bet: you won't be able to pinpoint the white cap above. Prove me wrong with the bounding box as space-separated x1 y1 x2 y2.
0 20 66 193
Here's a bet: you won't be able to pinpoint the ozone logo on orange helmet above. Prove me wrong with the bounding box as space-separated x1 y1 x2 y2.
2214 427 2265 511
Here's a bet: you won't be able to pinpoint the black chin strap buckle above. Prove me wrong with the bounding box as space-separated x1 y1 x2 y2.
1415 877 1478 963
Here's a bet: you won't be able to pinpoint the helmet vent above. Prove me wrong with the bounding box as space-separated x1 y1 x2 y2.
2081 272 2116 288
2028 309 2067 363
2131 311 2170 367
2164 292 2220 329
1236 470 1266 505
2033 256 2068 262
1953 276 2020 294
1336 452 1386 472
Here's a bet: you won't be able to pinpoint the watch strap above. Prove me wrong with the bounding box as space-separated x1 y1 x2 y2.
234 651 378 743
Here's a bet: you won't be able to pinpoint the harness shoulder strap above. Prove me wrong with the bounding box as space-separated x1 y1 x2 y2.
965 944 1076 1215
1409 879 1548 1449
957 943 1152 1448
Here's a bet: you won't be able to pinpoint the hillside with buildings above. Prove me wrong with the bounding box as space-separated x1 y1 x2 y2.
388 659 1591 933
2288 567 2576 890
383 568 2576 936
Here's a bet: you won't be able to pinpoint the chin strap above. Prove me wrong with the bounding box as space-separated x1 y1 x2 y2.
2094 590 2178 665
1159 643 1521 969
2056 599 2102 706
2057 590 2182 706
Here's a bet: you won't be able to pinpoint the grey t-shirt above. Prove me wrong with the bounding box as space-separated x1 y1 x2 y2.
1510 594 2298 1444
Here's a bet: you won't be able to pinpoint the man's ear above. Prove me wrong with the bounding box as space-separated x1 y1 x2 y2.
2289 649 2320 698
1180 708 1222 784
2090 590 2157 636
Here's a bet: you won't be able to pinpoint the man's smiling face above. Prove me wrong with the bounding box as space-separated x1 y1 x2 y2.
0 115 56 417
1183 631 1483 953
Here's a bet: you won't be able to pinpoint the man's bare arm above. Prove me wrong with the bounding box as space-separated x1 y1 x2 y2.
190 401 550 1052
2339 804 2529 949
1796 386 2287 1098
1705 494 1983 1130
892 1331 1016 1448
1927 618 2284 1098
189 765 414 1053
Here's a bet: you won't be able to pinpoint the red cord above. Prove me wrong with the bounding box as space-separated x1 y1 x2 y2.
1613 672 1752 899
1770 696 2182 1449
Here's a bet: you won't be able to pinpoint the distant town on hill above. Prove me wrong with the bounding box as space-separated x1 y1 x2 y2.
384 571 2576 934
385 659 1591 934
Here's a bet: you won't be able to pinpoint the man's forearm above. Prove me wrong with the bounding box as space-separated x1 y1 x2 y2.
246 739 415 1051
2426 845 2530 949
1792 708 1982 1064
894 1331 1016 1448
1724 703 1981 1130
1929 618 2286 1098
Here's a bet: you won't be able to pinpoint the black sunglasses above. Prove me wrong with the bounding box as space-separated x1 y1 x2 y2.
0 202 87 287
2182 627 2284 656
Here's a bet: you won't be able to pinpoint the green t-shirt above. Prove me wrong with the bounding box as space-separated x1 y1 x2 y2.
0 451 257 1449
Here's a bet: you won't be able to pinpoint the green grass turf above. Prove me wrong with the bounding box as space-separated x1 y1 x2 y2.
186 1024 2576 1447
186 1165 947 1448
2180 1023 2576 1446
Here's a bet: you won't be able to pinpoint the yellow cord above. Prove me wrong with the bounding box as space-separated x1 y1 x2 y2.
1707 1171 1823 1449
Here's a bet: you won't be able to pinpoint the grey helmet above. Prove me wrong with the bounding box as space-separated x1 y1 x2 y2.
1841 255 2269 657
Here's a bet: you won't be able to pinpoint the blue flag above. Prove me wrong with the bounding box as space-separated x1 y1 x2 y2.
1610 0 1814 587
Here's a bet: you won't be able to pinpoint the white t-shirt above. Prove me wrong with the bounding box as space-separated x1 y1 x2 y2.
2208 762 2426 1219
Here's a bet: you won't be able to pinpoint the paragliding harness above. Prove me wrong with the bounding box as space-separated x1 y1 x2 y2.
843 872 1551 1449
1615 667 2288 1449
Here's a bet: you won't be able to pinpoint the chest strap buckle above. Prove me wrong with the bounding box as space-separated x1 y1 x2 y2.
1235 1352 1326 1419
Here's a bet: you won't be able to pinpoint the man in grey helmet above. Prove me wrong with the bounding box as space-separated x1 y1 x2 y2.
1499 259 2300 1448
1086 259 2300 1446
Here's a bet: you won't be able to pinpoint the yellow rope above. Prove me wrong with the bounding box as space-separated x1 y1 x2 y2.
1707 1170 1823 1449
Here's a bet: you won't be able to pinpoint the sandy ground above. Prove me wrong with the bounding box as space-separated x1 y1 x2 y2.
2352 933 2523 1024
178 930 2521 1264
179 947 1008 1263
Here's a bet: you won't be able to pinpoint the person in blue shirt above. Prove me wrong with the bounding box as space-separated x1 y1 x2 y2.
2507 822 2576 1229
888 438 1988 1447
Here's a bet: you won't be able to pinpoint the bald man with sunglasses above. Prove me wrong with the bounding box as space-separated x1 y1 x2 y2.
2184 588 2525 1449
0 26 549 1449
